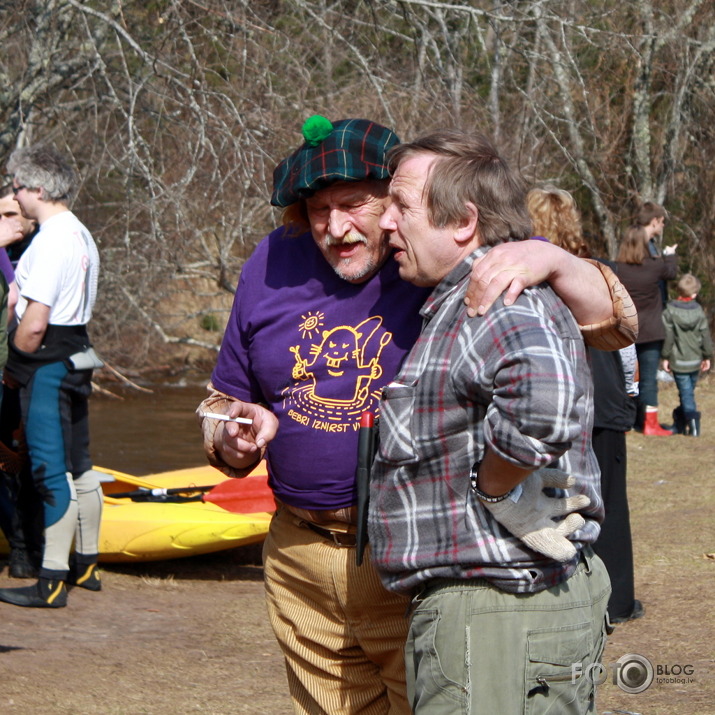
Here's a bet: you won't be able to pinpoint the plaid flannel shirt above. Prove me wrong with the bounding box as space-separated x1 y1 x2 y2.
369 248 603 595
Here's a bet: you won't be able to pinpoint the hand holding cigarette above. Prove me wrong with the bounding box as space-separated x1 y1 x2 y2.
198 399 279 472
200 411 253 425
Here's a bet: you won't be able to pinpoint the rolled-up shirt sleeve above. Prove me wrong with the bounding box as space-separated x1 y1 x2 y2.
469 294 586 471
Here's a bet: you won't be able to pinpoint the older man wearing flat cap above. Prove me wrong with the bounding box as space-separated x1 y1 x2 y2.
197 116 636 715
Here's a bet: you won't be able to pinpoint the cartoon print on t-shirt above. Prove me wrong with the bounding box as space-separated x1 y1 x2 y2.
284 314 392 427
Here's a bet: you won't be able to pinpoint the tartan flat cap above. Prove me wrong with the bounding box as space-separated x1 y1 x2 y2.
271 116 400 207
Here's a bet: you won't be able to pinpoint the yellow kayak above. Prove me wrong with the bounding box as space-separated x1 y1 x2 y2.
0 463 275 563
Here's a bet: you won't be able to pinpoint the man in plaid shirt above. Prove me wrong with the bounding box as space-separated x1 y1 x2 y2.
369 129 611 714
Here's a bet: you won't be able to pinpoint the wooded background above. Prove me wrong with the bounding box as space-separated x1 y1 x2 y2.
1 0 713 370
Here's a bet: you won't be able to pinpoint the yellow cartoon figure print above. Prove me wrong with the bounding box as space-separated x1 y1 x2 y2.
284 315 392 426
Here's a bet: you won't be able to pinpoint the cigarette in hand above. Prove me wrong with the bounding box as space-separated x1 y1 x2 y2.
200 412 253 425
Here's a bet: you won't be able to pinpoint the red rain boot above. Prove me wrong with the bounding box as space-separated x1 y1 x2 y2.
642 407 672 436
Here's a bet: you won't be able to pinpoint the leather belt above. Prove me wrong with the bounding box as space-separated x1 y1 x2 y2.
302 521 358 547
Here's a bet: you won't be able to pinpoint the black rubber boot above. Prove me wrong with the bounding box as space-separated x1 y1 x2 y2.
67 555 101 592
8 548 39 579
670 406 686 434
685 411 701 437
0 577 67 608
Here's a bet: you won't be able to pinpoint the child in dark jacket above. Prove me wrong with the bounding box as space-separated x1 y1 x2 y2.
662 274 713 436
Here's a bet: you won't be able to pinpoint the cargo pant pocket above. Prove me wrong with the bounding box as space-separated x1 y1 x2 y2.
525 622 596 714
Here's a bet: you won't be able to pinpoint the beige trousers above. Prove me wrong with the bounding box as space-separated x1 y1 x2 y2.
263 505 411 715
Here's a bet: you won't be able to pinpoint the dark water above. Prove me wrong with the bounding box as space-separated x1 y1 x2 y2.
88 377 211 476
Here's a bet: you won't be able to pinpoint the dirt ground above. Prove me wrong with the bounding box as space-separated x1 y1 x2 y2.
1 377 713 714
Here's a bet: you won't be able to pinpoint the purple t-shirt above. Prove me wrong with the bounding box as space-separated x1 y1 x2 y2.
0 248 14 285
212 226 429 510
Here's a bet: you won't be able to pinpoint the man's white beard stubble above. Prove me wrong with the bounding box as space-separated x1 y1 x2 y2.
324 230 379 282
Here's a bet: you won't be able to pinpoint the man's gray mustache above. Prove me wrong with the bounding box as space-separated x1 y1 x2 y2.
325 232 368 247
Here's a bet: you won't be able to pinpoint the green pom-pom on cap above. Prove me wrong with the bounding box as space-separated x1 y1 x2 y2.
302 115 334 147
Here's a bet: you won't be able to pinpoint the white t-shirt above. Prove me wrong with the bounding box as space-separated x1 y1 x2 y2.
15 210 99 326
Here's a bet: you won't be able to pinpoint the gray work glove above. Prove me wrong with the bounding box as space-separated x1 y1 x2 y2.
482 469 590 562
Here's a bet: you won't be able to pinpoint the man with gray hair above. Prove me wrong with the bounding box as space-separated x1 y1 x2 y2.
0 144 102 608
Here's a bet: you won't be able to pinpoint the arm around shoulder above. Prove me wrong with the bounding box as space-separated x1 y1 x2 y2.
465 241 637 349
578 260 638 350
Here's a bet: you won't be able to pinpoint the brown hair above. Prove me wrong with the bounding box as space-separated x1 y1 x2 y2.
677 273 701 297
387 129 531 246
616 225 649 264
527 187 590 258
635 201 667 227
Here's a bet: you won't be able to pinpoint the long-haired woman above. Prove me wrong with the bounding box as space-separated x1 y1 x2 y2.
528 186 644 622
616 224 677 435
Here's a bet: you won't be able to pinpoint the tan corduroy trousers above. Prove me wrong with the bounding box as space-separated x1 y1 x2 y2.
263 505 411 715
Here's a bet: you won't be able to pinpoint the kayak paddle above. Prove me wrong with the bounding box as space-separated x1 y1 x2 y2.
108 477 276 515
